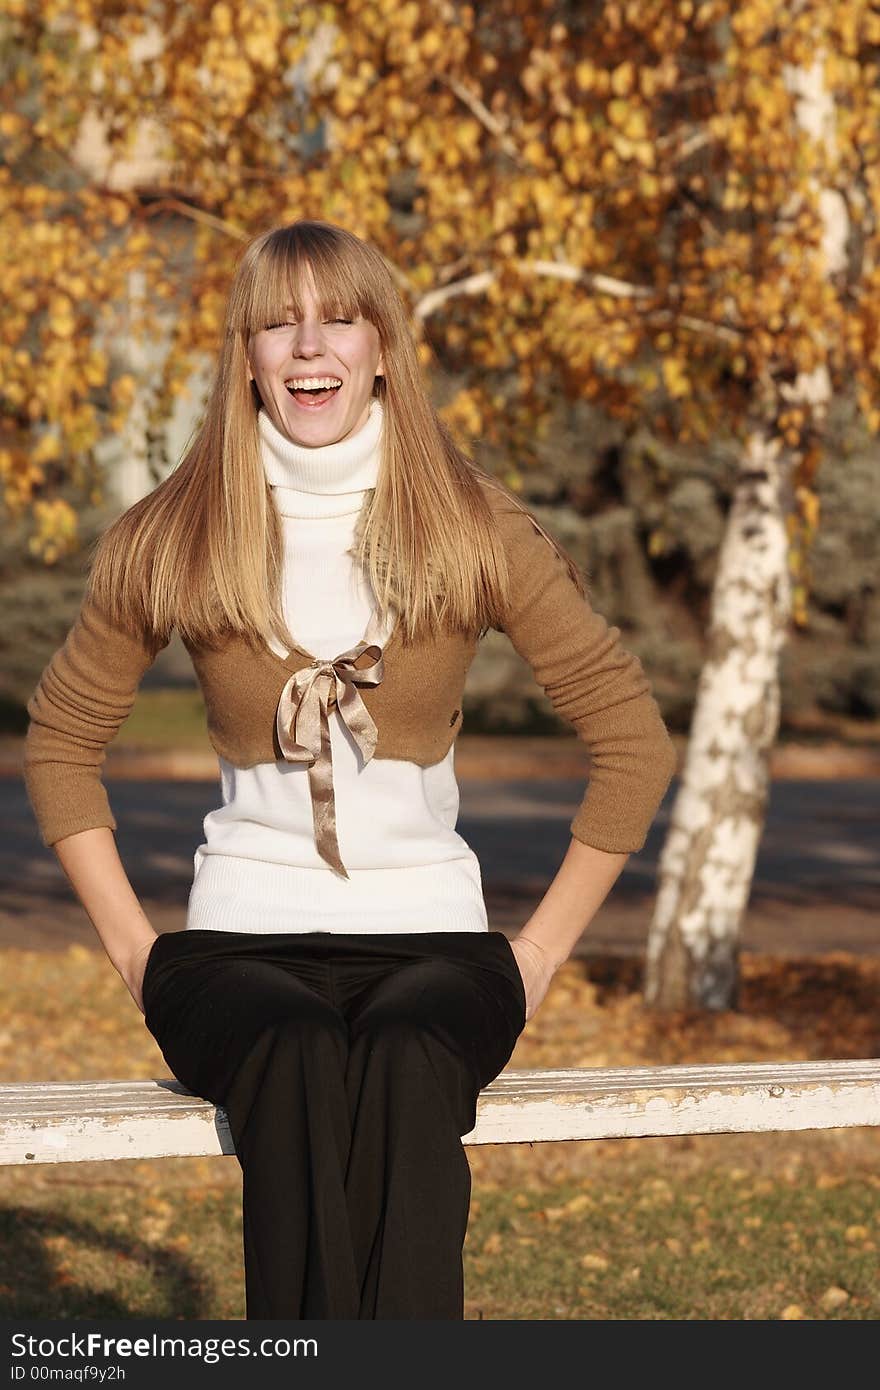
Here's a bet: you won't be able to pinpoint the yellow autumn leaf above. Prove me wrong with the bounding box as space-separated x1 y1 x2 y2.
83 352 108 388
47 296 76 338
111 375 137 407
662 356 691 398
565 1194 593 1213
0 111 27 137
420 29 443 59
106 198 130 228
845 1224 869 1242
815 1174 845 1191
623 110 648 141
610 61 636 96
574 60 596 92
541 1206 568 1222
31 433 62 465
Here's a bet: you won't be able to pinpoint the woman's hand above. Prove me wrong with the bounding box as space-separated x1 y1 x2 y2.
119 935 158 1017
508 934 559 1022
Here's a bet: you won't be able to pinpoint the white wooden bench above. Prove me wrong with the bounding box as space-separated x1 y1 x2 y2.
2 1060 879 1165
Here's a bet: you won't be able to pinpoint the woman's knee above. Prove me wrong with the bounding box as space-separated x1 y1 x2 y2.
146 955 346 1099
353 959 472 1026
349 953 523 1095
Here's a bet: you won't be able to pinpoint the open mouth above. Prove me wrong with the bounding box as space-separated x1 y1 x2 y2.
285 379 342 409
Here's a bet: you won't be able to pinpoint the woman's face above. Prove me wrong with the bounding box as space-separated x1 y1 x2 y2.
247 275 384 447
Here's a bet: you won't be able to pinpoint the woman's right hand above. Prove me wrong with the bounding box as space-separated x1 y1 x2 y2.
120 935 159 1016
507 934 557 1023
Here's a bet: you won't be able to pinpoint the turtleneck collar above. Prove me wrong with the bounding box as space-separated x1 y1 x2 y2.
259 397 383 519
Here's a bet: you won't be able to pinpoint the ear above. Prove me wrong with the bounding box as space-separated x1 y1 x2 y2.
375 351 385 378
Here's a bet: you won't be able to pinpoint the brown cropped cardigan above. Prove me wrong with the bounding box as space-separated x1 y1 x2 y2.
23 478 677 854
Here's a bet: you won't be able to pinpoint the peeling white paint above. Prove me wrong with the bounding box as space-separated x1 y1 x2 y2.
1 1063 878 1164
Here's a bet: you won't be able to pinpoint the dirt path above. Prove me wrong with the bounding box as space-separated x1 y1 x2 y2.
4 731 880 782
5 733 877 956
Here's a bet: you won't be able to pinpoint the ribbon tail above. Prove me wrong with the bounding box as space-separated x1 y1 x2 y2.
306 708 349 880
335 680 378 764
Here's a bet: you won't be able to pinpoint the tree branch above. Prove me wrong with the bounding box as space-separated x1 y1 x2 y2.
412 270 496 322
142 198 250 240
411 259 745 345
439 75 521 161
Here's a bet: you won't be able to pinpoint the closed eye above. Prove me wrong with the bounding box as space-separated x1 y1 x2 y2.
263 318 352 329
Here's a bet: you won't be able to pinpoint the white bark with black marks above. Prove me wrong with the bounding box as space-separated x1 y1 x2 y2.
644 52 845 1009
644 431 792 1009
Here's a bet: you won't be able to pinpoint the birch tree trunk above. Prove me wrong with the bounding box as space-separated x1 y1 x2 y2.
643 430 793 1009
644 50 847 1010
113 269 154 511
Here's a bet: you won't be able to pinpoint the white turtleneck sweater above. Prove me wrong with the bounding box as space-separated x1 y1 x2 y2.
185 397 490 935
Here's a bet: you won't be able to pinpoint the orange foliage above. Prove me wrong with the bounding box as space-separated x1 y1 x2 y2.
1 1 876 571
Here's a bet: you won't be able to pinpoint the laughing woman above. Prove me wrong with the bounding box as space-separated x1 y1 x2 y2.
23 219 676 1320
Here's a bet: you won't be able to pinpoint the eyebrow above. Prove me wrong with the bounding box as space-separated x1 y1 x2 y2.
279 301 357 314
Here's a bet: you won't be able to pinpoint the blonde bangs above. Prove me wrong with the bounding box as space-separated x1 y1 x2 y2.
228 227 388 338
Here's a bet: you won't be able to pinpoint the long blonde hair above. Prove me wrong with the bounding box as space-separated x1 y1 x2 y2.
86 219 585 653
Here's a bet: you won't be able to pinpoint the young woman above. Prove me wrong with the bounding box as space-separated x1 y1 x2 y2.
23 219 677 1320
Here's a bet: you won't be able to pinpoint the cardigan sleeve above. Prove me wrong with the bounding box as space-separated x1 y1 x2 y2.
490 491 677 853
22 591 170 847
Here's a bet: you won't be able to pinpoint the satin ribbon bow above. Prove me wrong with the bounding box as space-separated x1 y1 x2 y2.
275 640 386 878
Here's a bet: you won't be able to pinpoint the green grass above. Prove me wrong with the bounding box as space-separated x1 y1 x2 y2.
4 687 217 751
1 1159 876 1320
0 1176 243 1320
465 1170 879 1320
113 688 568 752
115 689 213 751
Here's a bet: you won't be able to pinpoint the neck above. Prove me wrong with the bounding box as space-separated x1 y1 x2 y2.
259 398 383 513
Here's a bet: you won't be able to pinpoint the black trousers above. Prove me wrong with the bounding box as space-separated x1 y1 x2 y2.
141 927 527 1320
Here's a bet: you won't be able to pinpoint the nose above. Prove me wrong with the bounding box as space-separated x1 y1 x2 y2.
290 318 326 358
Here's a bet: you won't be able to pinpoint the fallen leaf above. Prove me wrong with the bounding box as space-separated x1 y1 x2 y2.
845 1225 869 1242
565 1194 593 1213
816 1174 844 1191
543 1206 568 1222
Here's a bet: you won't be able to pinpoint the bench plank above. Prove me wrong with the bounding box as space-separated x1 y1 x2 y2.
2 1060 879 1165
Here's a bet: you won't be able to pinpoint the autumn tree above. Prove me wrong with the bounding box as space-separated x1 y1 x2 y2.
644 2 878 1008
2 1 878 1007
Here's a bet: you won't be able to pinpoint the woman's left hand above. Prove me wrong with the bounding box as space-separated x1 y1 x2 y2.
508 934 560 1022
